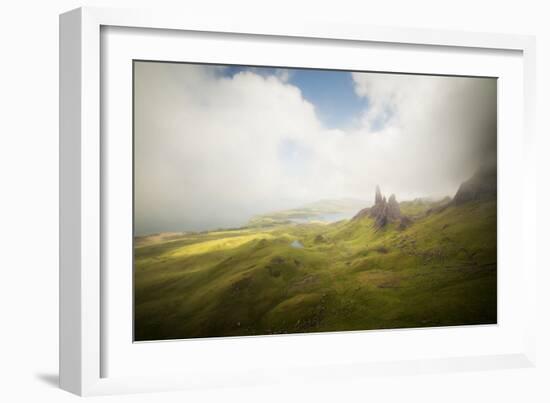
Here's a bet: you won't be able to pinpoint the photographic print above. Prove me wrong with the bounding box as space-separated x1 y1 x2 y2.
133 61 497 341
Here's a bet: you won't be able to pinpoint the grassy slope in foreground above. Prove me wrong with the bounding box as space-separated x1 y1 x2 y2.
134 200 496 341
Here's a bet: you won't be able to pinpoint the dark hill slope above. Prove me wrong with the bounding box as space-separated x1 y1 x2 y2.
453 166 497 205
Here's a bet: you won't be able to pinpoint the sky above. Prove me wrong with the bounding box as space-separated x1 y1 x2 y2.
134 62 497 235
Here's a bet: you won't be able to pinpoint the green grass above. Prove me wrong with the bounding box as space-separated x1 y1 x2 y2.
399 197 451 217
134 199 497 341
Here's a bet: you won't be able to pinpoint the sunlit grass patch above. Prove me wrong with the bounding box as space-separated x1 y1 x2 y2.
168 233 276 258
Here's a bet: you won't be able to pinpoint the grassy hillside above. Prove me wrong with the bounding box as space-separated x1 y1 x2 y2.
134 199 496 341
399 197 451 217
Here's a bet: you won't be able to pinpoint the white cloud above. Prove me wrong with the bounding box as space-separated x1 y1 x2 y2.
134 63 496 234
348 72 497 196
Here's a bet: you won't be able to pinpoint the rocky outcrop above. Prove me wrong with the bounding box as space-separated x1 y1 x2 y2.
375 185 383 205
353 186 402 229
369 186 386 218
453 165 497 205
387 194 401 221
351 165 496 230
398 216 413 230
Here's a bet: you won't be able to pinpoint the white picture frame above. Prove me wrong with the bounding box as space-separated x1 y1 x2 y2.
59 6 537 396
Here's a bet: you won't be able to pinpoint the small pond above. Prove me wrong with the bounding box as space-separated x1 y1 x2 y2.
290 240 304 249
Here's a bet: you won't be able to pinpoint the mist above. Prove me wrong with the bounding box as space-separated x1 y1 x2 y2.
134 62 496 235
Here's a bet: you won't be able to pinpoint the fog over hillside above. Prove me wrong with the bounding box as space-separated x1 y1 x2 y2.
134 62 497 235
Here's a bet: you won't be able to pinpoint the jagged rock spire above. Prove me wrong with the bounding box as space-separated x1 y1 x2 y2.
370 186 387 219
372 189 400 228
387 194 401 221
375 185 383 205
352 185 403 228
